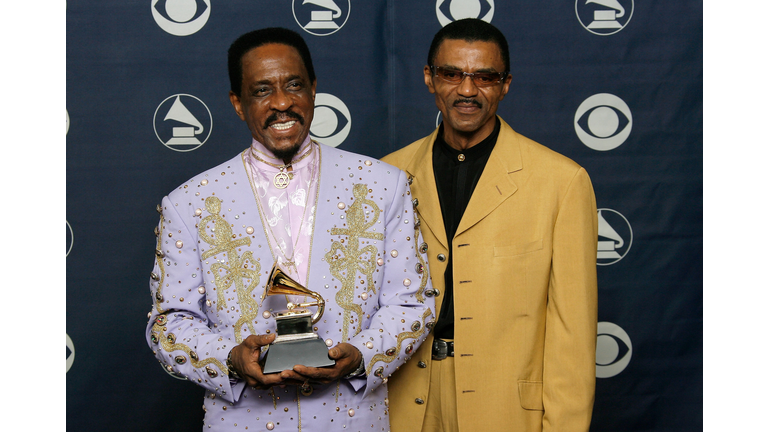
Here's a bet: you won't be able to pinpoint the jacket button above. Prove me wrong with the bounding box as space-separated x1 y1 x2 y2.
415 398 424 404
418 361 427 368
437 254 446 262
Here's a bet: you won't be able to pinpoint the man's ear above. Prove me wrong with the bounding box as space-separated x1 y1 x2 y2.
229 91 246 120
311 79 317 102
498 73 512 101
424 65 436 94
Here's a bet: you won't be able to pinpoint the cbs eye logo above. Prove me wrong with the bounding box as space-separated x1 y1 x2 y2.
574 93 632 151
66 334 75 373
436 0 495 27
596 321 632 378
310 93 351 148
66 221 74 257
151 0 211 36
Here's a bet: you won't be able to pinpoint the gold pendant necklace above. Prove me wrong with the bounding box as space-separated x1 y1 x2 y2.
273 168 291 189
252 146 314 189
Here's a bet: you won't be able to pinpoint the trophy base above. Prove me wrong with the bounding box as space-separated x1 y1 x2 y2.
262 338 336 374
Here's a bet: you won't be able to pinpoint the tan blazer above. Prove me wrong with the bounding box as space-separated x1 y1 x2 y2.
381 118 598 432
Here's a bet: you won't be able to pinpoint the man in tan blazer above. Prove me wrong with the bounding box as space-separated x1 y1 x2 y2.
381 19 598 432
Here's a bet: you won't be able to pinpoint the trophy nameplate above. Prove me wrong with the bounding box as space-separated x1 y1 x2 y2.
262 265 335 374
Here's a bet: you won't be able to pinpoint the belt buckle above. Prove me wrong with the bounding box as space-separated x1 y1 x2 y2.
432 339 451 360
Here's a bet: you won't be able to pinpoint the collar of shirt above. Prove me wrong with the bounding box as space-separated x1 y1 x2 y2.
434 117 500 164
249 135 314 172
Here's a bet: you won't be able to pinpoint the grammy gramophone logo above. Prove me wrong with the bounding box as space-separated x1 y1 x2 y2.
575 0 634 36
596 208 633 266
293 0 351 36
153 94 212 152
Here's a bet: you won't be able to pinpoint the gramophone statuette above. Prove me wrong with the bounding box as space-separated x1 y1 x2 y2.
261 264 336 374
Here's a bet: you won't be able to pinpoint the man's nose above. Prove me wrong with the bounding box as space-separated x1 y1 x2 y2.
456 74 479 97
269 87 293 111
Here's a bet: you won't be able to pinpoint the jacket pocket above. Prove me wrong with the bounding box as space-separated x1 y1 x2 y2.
517 380 544 411
494 239 543 257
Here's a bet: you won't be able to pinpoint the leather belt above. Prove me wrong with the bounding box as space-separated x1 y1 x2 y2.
432 338 454 360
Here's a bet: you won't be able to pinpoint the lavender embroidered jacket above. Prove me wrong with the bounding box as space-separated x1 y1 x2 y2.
145 144 435 431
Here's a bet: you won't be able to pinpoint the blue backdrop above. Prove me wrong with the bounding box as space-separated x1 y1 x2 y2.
66 1 702 430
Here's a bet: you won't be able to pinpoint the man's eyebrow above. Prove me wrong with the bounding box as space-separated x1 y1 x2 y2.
473 67 502 73
249 75 305 86
249 79 273 87
437 64 501 73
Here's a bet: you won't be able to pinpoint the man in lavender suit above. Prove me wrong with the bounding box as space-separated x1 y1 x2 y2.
145 28 435 431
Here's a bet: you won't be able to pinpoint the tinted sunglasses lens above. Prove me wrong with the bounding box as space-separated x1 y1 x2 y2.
434 68 503 86
472 72 503 86
436 68 463 83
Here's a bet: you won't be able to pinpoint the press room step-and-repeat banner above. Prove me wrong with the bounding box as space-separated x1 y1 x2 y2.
66 1 702 430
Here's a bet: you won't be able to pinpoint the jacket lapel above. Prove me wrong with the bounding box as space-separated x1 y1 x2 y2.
455 119 523 237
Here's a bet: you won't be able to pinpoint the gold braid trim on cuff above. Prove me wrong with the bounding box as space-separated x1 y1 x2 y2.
412 219 429 303
152 213 168 314
365 308 433 375
151 319 228 376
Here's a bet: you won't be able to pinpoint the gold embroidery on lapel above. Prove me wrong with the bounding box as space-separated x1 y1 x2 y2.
325 183 384 342
199 196 262 344
365 308 433 375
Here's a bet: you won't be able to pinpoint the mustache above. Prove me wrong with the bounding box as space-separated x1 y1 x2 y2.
453 98 482 108
263 110 305 129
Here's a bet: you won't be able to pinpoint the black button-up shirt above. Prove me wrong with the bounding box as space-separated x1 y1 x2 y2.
432 118 501 339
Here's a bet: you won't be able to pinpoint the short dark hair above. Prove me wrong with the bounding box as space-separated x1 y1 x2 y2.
227 27 316 96
427 19 510 73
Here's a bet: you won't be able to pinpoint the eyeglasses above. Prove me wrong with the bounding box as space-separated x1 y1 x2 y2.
430 66 508 87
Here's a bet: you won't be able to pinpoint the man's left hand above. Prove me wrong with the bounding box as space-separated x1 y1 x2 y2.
279 343 363 385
